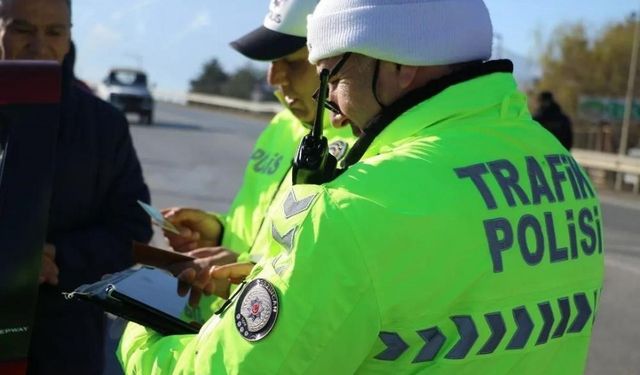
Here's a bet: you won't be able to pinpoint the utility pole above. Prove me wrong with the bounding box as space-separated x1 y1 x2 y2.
615 8 640 191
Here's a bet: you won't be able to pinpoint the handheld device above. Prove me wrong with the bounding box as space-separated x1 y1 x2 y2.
65 266 202 335
292 69 338 185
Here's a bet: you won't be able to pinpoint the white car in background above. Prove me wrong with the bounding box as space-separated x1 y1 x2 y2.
97 68 154 125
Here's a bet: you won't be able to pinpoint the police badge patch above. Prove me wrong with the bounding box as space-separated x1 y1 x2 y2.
235 279 279 341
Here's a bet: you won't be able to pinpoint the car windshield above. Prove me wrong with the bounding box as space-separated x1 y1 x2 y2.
107 71 147 87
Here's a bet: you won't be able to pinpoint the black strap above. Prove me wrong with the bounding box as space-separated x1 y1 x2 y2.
371 59 386 109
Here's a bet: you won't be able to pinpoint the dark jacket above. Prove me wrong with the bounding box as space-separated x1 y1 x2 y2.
533 101 574 150
27 49 153 375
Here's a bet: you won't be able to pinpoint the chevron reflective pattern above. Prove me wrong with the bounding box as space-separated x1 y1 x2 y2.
375 332 409 361
568 293 592 333
445 316 478 359
536 302 554 345
374 290 597 363
506 307 533 350
413 327 446 363
552 297 571 339
283 190 317 219
477 313 506 355
271 223 296 253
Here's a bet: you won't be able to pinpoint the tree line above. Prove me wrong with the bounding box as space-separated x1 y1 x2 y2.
189 59 276 102
535 13 639 119
190 14 639 116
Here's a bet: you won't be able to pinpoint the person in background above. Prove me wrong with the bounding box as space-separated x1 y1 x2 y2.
0 0 152 374
534 90 574 150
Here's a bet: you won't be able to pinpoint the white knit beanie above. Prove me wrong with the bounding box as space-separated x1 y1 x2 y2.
307 0 493 66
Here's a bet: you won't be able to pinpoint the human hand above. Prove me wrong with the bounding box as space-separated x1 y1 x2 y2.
39 244 59 286
170 247 239 307
182 262 254 303
210 262 254 285
162 208 222 253
175 262 254 306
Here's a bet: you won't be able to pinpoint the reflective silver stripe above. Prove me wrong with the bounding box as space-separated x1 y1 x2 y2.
283 190 317 219
271 223 296 253
271 254 291 277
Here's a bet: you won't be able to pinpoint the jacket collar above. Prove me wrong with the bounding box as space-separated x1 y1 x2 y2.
342 60 516 167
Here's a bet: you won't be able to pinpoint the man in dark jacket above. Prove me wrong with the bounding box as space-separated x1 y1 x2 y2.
533 91 574 150
0 0 153 373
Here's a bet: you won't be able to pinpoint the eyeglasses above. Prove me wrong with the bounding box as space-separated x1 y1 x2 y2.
312 52 352 115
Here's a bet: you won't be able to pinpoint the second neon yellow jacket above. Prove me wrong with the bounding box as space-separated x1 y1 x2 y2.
217 109 353 256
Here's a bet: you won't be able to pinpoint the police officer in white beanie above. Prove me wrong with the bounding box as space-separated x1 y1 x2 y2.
119 1 603 373
306 0 495 140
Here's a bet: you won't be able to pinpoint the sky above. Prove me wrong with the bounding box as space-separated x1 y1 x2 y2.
72 0 639 92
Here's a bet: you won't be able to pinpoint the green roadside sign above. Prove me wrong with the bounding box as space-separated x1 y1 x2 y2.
578 97 640 124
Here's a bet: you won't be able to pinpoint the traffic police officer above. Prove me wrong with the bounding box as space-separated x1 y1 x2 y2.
160 0 354 307
119 0 604 373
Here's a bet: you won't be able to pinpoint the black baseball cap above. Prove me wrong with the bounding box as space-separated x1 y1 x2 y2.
230 0 319 61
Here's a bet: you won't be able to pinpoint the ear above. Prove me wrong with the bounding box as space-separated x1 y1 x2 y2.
396 65 418 90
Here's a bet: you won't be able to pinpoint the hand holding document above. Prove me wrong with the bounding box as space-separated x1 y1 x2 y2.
137 200 180 235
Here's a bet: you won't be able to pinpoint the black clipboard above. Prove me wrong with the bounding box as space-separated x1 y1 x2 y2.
64 266 201 335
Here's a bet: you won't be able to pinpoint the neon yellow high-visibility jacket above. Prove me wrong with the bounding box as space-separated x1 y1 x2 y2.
119 66 604 374
216 109 352 257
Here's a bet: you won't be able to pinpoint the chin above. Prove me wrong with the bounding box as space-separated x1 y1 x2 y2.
290 108 313 125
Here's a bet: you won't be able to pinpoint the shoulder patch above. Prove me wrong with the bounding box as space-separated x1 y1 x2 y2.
329 140 349 161
235 279 279 342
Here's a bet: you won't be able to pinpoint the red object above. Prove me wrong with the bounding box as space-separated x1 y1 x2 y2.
0 61 61 105
0 360 28 375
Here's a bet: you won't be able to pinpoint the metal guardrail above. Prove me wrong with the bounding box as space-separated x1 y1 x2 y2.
188 93 281 114
153 89 281 115
572 148 640 193
572 149 640 175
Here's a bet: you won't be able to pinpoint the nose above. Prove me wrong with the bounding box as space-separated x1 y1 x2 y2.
267 60 289 87
26 35 50 60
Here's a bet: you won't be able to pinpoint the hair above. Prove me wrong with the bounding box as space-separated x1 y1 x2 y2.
0 0 72 18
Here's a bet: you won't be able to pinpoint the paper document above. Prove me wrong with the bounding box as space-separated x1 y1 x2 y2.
137 200 181 235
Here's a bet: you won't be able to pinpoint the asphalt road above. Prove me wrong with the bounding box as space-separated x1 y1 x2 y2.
119 102 640 374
